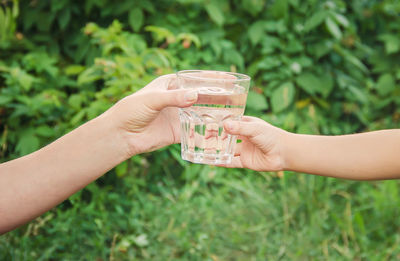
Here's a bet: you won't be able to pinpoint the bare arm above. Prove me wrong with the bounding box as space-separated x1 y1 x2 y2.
0 75 198 234
223 117 400 180
283 130 400 180
0 113 127 233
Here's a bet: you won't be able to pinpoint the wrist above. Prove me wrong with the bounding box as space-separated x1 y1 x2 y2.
280 131 296 171
96 109 133 161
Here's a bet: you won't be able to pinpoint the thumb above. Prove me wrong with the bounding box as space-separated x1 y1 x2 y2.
224 120 263 139
144 89 198 111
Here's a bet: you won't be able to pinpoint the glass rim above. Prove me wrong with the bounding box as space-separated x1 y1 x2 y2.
176 70 251 83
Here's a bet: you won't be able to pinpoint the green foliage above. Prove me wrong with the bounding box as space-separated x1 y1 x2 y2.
0 0 19 44
1 169 400 260
1 0 400 259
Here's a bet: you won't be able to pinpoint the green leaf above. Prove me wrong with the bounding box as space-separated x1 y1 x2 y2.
257 56 281 70
223 49 244 69
13 68 36 91
286 37 304 53
68 94 84 110
115 161 128 177
311 40 333 59
348 85 368 104
312 96 330 109
0 95 12 105
16 132 40 156
304 11 327 32
71 110 86 125
65 65 85 76
11 0 19 18
376 73 395 96
378 34 400 54
110 1 135 15
271 82 295 112
36 125 55 137
325 17 342 40
58 8 71 30
289 0 299 7
354 212 366 235
269 0 288 19
0 8 6 40
170 146 187 166
246 91 268 111
36 12 55 32
145 25 175 43
346 55 368 74
297 123 315 134
51 1 67 12
319 72 334 98
177 33 201 48
260 35 280 54
265 20 286 34
205 2 224 26
334 45 368 73
296 73 320 95
248 21 265 46
242 0 265 16
22 52 58 76
333 13 349 28
293 56 313 68
73 36 90 63
128 8 144 32
77 67 102 85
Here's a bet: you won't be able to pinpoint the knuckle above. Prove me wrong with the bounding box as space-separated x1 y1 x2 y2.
166 90 182 105
168 78 178 90
249 123 263 137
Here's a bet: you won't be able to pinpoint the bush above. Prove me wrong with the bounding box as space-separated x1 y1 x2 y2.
1 0 400 259
1 0 399 160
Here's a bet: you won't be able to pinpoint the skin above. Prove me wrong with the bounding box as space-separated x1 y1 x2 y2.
223 116 400 180
0 74 198 234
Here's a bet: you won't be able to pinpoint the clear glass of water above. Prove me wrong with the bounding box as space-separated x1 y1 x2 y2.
177 70 251 165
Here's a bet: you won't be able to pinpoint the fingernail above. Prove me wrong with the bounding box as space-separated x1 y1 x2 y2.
225 121 237 131
184 91 198 103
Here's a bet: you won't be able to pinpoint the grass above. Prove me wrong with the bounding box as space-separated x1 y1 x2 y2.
1 154 400 260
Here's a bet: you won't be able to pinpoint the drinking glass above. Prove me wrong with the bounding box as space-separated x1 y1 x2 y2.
177 70 250 165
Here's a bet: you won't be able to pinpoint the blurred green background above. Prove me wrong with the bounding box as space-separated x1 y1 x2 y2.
1 0 400 260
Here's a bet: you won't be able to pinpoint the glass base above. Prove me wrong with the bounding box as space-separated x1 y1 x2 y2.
181 150 233 165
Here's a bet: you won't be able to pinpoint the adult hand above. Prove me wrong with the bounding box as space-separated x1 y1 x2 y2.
105 74 198 157
0 74 198 234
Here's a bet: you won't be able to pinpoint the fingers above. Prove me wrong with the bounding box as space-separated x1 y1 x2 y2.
137 74 177 94
234 142 242 156
223 119 264 138
217 156 243 168
241 116 265 123
143 89 198 111
139 71 241 95
167 77 178 90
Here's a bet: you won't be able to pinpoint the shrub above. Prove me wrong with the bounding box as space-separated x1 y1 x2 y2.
1 0 400 259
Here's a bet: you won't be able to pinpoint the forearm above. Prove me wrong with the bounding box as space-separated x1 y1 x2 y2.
0 112 129 233
283 130 400 180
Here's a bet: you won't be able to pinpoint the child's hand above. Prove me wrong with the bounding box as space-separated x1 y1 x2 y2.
222 116 289 172
223 116 400 180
